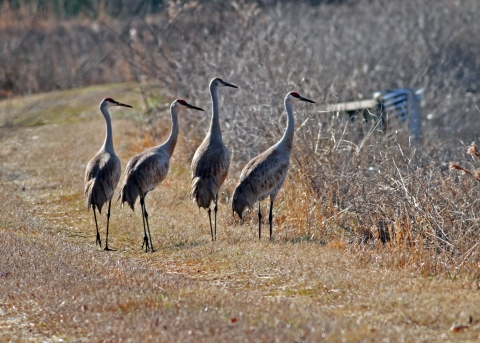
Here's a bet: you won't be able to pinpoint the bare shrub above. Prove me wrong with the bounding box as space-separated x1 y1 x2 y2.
133 0 480 276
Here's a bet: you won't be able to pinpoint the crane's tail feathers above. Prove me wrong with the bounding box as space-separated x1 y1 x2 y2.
191 177 215 209
84 179 106 214
118 182 139 211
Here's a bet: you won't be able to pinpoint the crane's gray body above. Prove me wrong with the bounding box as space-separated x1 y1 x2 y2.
84 100 122 214
191 132 230 209
232 144 289 217
118 102 181 210
84 98 132 250
84 150 121 213
232 92 314 239
191 78 234 210
118 146 171 210
117 99 203 252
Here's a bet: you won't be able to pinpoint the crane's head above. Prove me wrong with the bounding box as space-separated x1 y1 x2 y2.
101 98 133 108
286 92 315 104
210 77 238 89
231 184 251 221
173 99 204 112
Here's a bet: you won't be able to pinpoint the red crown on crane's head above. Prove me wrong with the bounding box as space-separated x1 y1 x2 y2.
290 92 300 98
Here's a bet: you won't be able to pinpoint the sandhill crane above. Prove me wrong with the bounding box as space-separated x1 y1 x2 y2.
84 97 133 250
191 78 238 241
232 92 315 240
119 99 204 252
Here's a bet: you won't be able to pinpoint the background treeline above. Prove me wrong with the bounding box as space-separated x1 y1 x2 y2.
0 0 347 18
1 0 163 18
0 0 350 97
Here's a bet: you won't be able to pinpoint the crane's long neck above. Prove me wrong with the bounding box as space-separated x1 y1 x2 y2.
100 105 115 153
208 84 222 139
163 104 179 157
278 99 295 153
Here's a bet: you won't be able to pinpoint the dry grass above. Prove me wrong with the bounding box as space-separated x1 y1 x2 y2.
2 1 480 341
0 83 143 129
1 86 480 342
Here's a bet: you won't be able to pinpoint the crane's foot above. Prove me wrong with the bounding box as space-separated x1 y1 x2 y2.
104 245 115 251
149 238 156 253
96 233 102 247
142 235 150 253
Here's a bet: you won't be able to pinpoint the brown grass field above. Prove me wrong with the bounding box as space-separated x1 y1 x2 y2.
1 84 480 342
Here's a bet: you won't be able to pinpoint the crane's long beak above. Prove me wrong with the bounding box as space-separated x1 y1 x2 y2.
187 103 204 111
223 81 238 89
300 96 315 104
116 101 133 108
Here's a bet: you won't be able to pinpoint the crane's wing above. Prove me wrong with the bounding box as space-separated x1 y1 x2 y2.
190 143 230 208
122 148 170 193
191 144 230 186
84 152 121 211
238 149 289 199
118 148 170 210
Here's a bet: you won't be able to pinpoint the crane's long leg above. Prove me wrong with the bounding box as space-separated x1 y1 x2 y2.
213 194 218 241
269 200 274 240
258 202 262 240
104 199 113 251
208 208 214 241
143 197 155 253
92 205 102 247
140 197 150 253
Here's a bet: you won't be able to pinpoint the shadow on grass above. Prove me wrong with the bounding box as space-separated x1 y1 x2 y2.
167 239 211 250
279 234 327 245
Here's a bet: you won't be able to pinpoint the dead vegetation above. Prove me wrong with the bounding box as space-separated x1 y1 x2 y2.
2 0 480 341
1 90 480 342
